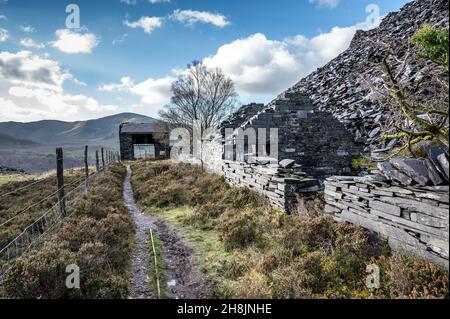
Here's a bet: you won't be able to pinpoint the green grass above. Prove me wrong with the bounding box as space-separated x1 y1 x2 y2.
143 206 236 297
131 161 449 299
148 229 169 299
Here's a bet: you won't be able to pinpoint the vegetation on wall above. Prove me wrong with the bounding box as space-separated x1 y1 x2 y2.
131 161 448 299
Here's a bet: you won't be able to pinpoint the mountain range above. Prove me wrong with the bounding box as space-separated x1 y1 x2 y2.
0 113 156 146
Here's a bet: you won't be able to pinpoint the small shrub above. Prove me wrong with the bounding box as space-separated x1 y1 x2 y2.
234 270 272 299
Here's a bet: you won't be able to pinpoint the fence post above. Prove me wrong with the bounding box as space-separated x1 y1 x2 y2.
96 150 100 172
84 145 89 194
101 148 105 170
56 147 66 218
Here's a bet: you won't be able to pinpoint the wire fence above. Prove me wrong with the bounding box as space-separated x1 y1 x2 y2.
0 146 120 283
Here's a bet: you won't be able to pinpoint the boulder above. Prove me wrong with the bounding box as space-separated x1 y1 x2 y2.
390 158 430 186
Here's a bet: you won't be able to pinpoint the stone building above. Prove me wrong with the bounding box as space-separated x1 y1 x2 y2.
221 93 363 181
192 94 363 210
119 122 170 161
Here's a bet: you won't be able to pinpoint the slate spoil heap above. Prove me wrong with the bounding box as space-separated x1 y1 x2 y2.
279 0 448 153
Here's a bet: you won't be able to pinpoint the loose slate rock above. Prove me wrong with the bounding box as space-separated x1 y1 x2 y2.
437 153 449 180
369 127 381 138
279 159 296 168
378 161 414 186
390 158 430 186
426 146 449 181
424 159 444 186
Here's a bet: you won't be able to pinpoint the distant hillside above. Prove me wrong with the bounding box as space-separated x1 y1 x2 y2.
0 113 156 144
0 133 39 147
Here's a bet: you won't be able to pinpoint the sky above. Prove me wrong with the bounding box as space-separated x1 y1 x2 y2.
0 0 411 122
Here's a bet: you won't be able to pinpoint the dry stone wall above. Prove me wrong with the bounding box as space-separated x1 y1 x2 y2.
324 175 449 267
223 160 319 210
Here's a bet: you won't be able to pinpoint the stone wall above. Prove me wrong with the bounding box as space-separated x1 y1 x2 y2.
119 132 134 161
324 175 449 267
225 96 363 181
223 160 319 210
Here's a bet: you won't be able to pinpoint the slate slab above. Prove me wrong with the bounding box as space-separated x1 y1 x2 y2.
378 162 414 185
279 159 296 168
390 158 430 186
437 153 449 180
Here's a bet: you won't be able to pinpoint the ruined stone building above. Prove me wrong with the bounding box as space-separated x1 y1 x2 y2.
119 122 170 161
194 0 449 266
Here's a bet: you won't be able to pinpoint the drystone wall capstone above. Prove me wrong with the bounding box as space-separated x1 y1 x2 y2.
324 175 449 267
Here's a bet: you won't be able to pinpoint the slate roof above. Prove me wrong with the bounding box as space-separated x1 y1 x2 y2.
120 122 167 134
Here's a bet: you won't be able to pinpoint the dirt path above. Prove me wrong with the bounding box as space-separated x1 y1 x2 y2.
124 165 154 299
123 165 209 299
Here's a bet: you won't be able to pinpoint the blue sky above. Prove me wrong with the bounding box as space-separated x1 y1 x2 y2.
0 0 410 122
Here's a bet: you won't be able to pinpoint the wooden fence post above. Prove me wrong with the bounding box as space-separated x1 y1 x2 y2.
96 150 100 172
56 147 66 218
84 145 89 194
101 148 105 170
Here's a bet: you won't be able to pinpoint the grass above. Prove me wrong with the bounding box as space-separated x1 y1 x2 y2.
1 163 135 299
131 160 449 299
0 173 35 186
148 229 169 299
0 167 100 250
144 206 235 297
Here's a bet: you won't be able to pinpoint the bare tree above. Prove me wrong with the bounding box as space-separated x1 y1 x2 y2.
159 61 237 132
366 31 449 159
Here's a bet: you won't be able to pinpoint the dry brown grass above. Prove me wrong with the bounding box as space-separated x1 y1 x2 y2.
1 163 134 299
131 160 449 299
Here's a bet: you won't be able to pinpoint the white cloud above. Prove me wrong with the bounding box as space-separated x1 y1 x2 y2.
203 20 376 95
0 50 118 122
0 28 8 42
148 0 170 3
20 25 34 33
20 38 45 49
98 19 377 111
51 29 99 54
99 76 174 106
124 16 163 34
0 14 6 20
0 50 69 91
309 0 339 9
170 9 230 28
